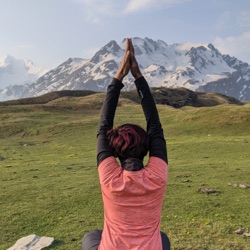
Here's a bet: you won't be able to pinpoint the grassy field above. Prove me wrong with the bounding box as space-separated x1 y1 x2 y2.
0 99 250 250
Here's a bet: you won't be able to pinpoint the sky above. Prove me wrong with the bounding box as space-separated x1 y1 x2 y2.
0 0 250 69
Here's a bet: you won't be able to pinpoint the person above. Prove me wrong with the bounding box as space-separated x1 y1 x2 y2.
82 38 170 250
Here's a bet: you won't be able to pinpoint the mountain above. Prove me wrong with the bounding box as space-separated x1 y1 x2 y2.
198 54 250 101
0 55 47 100
1 37 250 101
26 57 88 97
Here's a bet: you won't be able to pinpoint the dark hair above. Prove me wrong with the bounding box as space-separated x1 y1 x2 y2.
107 123 148 161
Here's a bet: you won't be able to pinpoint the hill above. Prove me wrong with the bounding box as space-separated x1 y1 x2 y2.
0 87 243 108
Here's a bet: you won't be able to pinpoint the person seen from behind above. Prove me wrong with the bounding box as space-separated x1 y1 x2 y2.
82 38 170 250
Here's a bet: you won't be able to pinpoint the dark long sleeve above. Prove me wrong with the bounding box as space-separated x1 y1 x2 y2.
97 78 124 166
135 77 168 163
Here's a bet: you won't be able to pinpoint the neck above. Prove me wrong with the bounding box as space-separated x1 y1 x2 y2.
121 158 144 171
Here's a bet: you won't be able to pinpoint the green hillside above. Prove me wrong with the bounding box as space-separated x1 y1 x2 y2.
0 99 249 249
0 86 243 108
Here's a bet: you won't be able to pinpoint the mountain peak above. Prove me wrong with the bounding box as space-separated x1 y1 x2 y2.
105 40 120 52
91 40 122 64
0 55 18 66
0 55 47 90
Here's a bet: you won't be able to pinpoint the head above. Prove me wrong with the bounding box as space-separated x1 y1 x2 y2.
107 123 148 162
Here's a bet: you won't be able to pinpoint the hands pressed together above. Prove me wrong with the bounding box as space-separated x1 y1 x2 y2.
114 38 143 82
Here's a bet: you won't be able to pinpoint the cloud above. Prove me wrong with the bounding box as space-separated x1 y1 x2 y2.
215 11 231 31
124 0 153 13
215 10 250 33
72 0 191 22
213 32 250 64
237 11 250 28
124 0 191 13
72 0 127 23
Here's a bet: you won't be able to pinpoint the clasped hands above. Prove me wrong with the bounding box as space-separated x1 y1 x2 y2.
114 38 143 82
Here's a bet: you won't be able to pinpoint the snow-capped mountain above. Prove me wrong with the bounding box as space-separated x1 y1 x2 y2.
1 37 250 101
26 57 88 96
198 54 250 101
0 55 47 100
24 41 124 98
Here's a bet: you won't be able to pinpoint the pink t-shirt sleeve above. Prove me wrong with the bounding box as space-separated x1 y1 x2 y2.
98 156 122 185
146 156 168 181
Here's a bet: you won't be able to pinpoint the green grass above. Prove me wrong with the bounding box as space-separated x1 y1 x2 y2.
0 102 250 249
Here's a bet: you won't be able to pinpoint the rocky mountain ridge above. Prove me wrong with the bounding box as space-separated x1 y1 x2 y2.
0 37 249 101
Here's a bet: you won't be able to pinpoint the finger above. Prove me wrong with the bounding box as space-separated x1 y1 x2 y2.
125 38 129 52
127 38 132 52
130 51 137 63
124 51 131 64
119 51 130 69
129 38 135 54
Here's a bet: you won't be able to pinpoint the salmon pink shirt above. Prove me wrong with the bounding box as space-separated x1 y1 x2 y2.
98 156 168 250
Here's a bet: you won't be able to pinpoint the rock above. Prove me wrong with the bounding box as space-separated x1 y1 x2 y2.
228 183 250 188
239 183 250 188
234 228 244 234
0 155 4 161
23 143 33 146
228 183 238 187
7 234 54 250
198 188 220 195
183 179 191 183
243 232 250 237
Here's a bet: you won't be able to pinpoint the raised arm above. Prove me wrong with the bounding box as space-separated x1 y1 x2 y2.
97 79 123 165
134 77 168 163
97 40 131 165
129 39 168 163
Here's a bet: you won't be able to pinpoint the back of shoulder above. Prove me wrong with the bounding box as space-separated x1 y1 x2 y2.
98 156 121 185
146 156 168 180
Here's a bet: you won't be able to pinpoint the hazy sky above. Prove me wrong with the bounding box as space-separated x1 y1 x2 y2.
0 0 250 69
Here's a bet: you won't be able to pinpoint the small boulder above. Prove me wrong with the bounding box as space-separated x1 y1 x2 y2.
198 188 220 195
228 183 238 187
234 228 244 235
7 234 54 250
239 183 250 189
243 232 250 237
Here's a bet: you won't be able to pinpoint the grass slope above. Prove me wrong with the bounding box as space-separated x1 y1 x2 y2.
0 100 249 250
